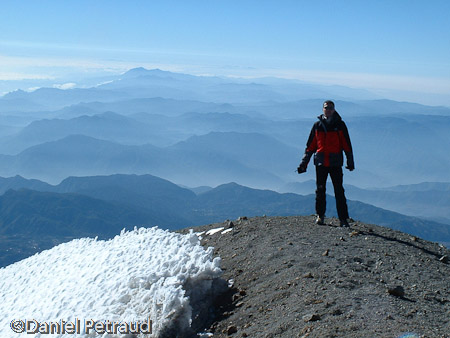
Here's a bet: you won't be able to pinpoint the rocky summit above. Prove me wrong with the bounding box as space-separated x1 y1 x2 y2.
182 215 449 338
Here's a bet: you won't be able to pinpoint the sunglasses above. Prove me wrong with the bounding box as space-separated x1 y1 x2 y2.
323 106 334 110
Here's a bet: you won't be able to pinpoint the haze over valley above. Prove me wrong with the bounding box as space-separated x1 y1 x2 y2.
1 68 449 189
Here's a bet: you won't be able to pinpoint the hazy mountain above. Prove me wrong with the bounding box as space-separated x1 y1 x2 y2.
53 174 197 226
0 175 53 194
97 68 380 103
379 181 450 192
1 87 128 111
98 68 224 101
164 133 286 189
0 96 46 113
355 99 450 115
0 123 21 138
56 97 236 119
4 107 312 149
0 133 289 188
168 131 299 181
0 112 157 154
162 112 312 148
346 114 450 186
0 135 163 183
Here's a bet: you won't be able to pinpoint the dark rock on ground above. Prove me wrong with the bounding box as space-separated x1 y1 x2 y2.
180 215 450 338
388 285 406 298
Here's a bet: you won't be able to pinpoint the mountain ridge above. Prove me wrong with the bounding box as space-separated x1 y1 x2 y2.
0 174 449 269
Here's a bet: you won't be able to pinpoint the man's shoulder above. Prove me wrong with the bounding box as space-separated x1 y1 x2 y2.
312 120 321 127
312 117 324 127
337 119 348 129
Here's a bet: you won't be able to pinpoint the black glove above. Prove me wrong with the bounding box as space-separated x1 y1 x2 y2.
297 163 307 174
346 162 355 171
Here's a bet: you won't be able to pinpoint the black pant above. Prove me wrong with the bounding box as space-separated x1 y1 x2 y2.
315 166 349 221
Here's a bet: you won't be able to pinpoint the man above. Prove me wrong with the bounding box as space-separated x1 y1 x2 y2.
297 100 354 227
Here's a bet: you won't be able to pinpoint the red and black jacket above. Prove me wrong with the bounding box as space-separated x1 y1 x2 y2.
301 112 354 168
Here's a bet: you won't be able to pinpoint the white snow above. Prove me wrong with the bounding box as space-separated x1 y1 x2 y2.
205 227 224 236
0 227 222 337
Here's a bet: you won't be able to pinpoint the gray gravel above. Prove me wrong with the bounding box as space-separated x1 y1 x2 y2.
181 215 450 338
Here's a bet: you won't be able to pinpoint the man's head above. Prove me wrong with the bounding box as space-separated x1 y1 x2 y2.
323 100 335 119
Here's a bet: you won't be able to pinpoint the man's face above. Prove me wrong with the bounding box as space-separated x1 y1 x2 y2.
323 104 335 118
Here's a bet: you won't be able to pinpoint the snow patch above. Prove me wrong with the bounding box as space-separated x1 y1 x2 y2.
0 227 223 337
205 227 224 236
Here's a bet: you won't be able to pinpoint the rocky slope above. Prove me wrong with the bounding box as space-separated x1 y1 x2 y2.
181 216 449 338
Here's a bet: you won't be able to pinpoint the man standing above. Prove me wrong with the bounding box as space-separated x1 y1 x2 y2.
297 100 354 227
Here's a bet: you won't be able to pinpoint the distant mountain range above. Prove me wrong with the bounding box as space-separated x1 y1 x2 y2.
0 67 449 267
0 174 448 267
3 68 449 112
0 68 449 188
0 111 449 188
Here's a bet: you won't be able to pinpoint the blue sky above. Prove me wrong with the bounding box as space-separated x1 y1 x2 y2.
1 0 450 105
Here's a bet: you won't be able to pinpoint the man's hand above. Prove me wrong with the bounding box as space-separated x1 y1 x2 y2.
346 163 355 171
297 163 307 174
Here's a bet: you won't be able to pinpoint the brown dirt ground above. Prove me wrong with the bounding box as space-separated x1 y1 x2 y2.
181 215 450 338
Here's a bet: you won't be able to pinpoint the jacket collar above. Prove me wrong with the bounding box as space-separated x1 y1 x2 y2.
318 111 342 125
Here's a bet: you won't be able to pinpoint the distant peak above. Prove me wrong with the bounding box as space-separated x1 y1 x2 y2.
125 67 147 73
122 67 172 78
